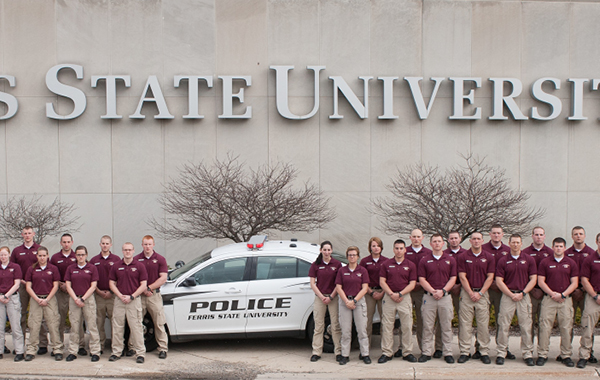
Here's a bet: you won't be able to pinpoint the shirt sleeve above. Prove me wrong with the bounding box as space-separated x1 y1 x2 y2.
159 256 169 274
450 257 457 277
408 261 417 282
361 268 369 284
528 256 537 276
109 265 117 282
495 258 505 278
65 267 72 282
138 263 148 282
335 269 343 286
571 259 579 278
14 265 22 280
487 255 496 275
91 265 100 282
24 267 32 282
52 265 61 282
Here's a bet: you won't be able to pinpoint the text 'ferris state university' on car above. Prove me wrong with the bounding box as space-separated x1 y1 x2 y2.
152 236 350 352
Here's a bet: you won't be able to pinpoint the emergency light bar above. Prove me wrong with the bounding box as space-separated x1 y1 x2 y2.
247 235 268 250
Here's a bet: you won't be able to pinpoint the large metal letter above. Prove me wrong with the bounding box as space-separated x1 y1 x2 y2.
270 65 324 120
130 76 174 119
449 77 481 120
329 76 372 119
174 75 214 119
0 75 18 120
91 75 131 119
45 64 87 120
568 78 588 120
378 77 399 120
404 77 444 120
530 78 562 121
488 78 528 120
218 76 252 119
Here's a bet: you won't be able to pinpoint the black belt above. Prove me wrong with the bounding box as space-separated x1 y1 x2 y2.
372 286 382 290
425 291 448 296
76 294 85 298
510 290 523 294
472 288 482 292
38 295 48 299
347 296 355 300
155 288 161 294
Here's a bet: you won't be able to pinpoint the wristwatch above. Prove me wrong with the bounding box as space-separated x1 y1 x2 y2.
442 289 447 296
398 292 403 297
594 294 599 301
129 295 134 300
328 295 333 300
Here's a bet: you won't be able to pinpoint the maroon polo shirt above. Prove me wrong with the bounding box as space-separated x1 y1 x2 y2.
308 258 342 294
579 252 600 292
565 244 596 269
360 255 389 289
457 249 495 289
482 241 510 261
0 263 22 293
134 251 168 286
335 265 369 297
522 244 553 268
109 259 148 295
405 245 433 270
443 246 467 258
25 263 60 295
10 243 40 280
379 257 417 293
417 252 457 290
538 256 578 294
89 252 121 291
65 263 99 296
495 253 537 291
50 250 76 281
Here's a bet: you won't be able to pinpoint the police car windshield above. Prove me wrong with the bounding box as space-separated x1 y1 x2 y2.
168 251 212 281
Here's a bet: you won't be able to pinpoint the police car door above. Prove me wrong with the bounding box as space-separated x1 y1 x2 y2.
245 255 313 335
173 257 250 337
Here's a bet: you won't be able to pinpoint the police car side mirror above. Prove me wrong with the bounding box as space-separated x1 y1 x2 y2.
182 276 196 287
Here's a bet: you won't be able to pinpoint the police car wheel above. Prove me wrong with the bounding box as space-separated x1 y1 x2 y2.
142 312 159 353
306 315 335 354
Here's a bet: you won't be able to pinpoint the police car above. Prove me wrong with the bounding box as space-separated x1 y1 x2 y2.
149 236 345 351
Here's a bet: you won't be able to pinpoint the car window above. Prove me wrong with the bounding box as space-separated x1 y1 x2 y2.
255 256 310 280
194 257 247 285
169 251 213 281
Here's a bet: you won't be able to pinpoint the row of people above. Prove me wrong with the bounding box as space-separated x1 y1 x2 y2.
0 227 170 363
309 225 600 369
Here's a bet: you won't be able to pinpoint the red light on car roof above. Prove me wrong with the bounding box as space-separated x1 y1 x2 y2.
247 243 254 249
256 243 263 249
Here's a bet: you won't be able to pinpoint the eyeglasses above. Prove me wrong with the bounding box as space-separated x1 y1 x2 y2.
347 254 358 257
76 254 86 257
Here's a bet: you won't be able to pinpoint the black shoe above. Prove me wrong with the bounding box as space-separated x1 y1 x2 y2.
433 350 443 359
481 355 491 364
362 355 371 364
78 348 88 356
24 354 34 361
125 349 135 357
66 354 77 362
14 354 24 362
51 351 55 357
136 356 144 364
378 355 392 364
496 356 504 365
0 354 3 359
339 356 349 365
524 358 534 366
563 357 575 367
108 355 120 362
589 354 598 363
336 354 343 362
556 355 563 362
458 354 470 363
91 355 100 362
445 355 455 364
55 353 63 361
506 350 516 360
472 351 481 359
536 357 547 366
577 359 587 369
394 348 403 358
418 355 431 363
403 354 417 363
37 347 47 355
12 349 15 355
3 347 9 354
310 355 320 362
158 351 167 359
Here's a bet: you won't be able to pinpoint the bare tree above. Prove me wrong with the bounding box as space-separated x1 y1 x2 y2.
149 155 336 243
373 154 545 242
0 195 81 244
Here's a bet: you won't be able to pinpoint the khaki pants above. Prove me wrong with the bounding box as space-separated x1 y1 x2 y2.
578 294 600 359
68 297 102 356
496 293 533 359
421 293 453 357
0 294 25 354
311 294 342 356
365 290 383 346
111 296 145 358
26 297 63 356
57 290 85 349
18 286 47 350
435 292 459 351
95 293 114 349
412 288 424 351
537 296 573 358
338 297 369 357
458 289 490 356
381 293 413 357
141 292 168 352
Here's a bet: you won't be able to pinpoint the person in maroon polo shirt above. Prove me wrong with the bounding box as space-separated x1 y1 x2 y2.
108 242 148 364
309 240 342 363
132 235 168 359
50 233 85 355
522 226 553 333
65 245 102 362
360 237 388 347
494 234 537 366
577 232 600 369
404 228 432 354
0 246 25 361
10 226 47 354
417 233 457 364
89 235 120 353
536 237 578 367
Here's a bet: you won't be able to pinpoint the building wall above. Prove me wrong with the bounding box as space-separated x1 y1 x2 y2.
0 0 598 263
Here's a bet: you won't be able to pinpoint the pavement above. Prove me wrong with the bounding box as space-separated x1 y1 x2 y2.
1 333 600 379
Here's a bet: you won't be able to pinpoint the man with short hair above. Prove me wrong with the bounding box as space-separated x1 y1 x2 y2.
536 237 578 367
522 227 553 331
404 229 432 353
576 232 600 369
456 232 495 364
89 235 121 351
495 234 537 366
133 236 169 359
108 243 147 364
417 234 457 364
378 239 417 364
